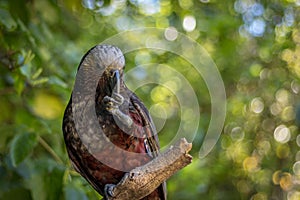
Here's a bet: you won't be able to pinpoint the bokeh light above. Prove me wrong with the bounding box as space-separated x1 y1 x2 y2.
272 170 281 185
276 144 290 159
293 161 300 176
250 97 264 114
276 89 291 105
257 140 271 156
270 103 282 116
235 0 295 38
274 125 291 144
281 106 295 122
291 81 300 94
273 171 293 191
296 135 300 147
287 191 300 200
230 126 245 141
183 15 196 32
234 1 266 37
32 92 64 119
250 192 267 200
243 156 259 172
149 103 167 133
164 27 178 41
280 172 293 191
134 51 151 66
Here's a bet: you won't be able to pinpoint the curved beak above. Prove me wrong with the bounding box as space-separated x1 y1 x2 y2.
111 70 120 94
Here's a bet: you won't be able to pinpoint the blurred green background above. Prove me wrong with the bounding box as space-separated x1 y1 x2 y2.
1 0 300 199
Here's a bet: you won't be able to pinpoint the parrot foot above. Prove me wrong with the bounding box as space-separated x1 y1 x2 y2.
103 92 124 110
103 93 133 128
104 183 115 199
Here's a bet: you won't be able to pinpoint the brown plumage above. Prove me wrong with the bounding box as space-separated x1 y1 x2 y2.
62 44 166 199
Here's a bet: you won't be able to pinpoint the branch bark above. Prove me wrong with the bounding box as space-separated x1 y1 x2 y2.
104 138 193 200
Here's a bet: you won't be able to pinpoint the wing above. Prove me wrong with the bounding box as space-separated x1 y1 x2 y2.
130 92 160 156
63 99 107 195
129 92 167 200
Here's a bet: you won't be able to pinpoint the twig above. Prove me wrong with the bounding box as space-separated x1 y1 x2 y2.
38 136 64 164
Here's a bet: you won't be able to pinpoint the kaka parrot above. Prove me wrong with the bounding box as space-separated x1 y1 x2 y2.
62 44 167 199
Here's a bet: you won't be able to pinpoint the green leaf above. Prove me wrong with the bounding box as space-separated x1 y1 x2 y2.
28 173 47 200
43 165 65 200
10 132 38 167
14 76 25 96
0 8 17 31
31 68 43 79
1 187 31 200
27 160 65 200
30 77 49 86
48 76 68 88
24 50 35 65
64 182 88 200
20 64 32 78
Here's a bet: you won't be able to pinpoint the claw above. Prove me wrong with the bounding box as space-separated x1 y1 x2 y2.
112 92 124 105
104 184 115 198
103 93 124 113
103 96 119 106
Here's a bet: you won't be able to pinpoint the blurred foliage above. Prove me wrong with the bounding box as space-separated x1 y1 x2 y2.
1 0 300 199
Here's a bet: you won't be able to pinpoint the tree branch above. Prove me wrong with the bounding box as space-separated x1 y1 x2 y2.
104 138 193 200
